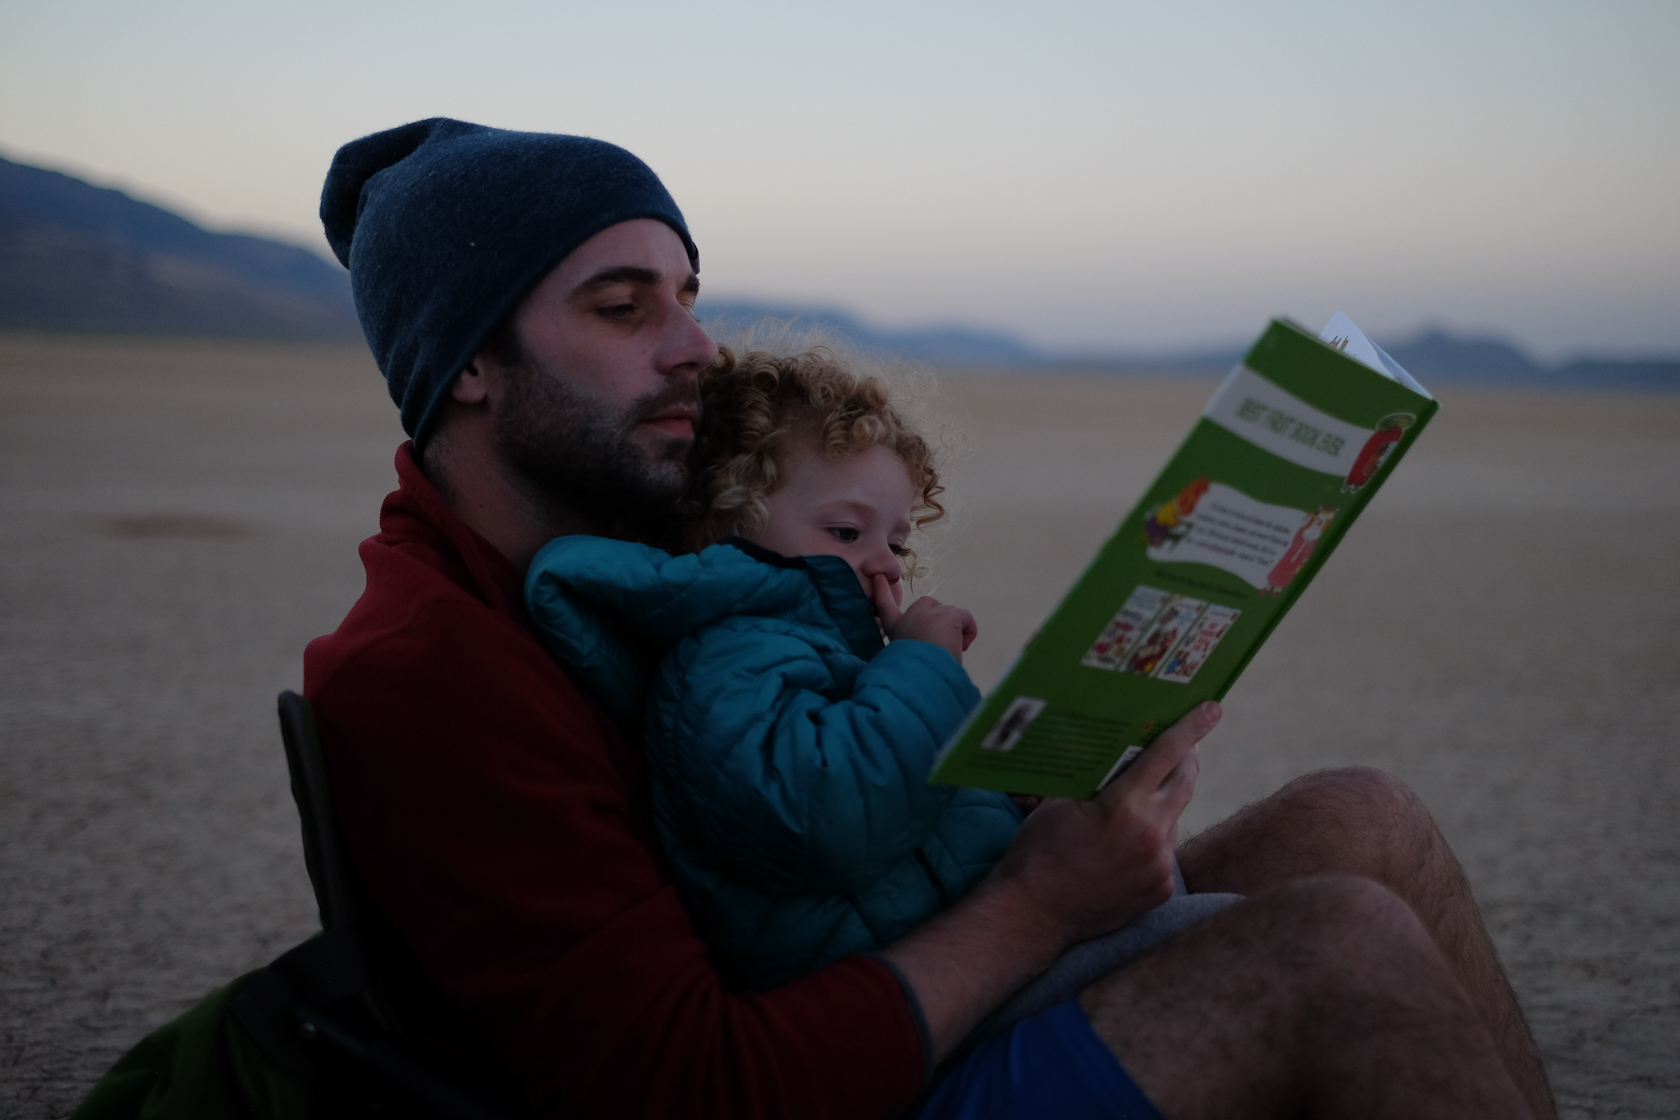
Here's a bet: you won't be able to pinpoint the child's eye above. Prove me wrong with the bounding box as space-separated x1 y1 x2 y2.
888 542 906 555
828 527 860 543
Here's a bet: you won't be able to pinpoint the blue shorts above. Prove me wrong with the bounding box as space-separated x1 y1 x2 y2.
917 999 1164 1120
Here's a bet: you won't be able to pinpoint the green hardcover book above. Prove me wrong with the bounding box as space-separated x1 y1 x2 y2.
929 312 1438 798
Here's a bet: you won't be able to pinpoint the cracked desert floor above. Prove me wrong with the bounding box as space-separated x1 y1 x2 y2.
2 333 1676 1117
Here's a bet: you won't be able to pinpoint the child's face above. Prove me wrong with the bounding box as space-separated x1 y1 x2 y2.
747 439 915 605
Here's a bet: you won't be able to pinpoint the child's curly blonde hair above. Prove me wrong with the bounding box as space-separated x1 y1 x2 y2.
684 344 945 577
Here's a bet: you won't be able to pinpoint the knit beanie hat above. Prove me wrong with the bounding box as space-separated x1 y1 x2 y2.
320 118 698 449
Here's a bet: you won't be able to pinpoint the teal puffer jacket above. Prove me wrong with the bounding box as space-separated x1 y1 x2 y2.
525 536 1021 990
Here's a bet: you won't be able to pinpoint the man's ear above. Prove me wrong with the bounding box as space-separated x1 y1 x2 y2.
452 359 492 405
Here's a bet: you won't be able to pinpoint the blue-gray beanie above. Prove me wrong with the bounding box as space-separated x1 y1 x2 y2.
320 118 698 449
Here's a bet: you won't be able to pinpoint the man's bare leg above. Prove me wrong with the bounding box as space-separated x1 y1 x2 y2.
1082 876 1533 1118
1177 767 1555 1120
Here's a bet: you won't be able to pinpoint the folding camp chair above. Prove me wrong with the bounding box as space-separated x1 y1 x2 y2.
227 691 525 1120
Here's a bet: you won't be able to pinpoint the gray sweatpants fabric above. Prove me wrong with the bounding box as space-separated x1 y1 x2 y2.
976 864 1243 1039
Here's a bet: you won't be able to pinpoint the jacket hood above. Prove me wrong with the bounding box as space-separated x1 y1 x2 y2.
524 537 883 730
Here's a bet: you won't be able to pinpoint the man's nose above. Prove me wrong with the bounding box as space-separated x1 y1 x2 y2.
658 300 719 374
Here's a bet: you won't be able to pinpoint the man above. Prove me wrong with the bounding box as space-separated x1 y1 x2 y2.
306 119 1555 1119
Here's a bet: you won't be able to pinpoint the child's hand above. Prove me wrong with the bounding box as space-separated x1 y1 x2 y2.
872 574 977 663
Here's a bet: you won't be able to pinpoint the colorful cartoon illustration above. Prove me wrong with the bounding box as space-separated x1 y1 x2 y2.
1342 413 1415 493
1124 627 1178 676
1142 477 1210 549
1158 647 1192 679
1082 586 1173 669
1123 601 1196 676
1263 506 1337 594
1152 604 1241 683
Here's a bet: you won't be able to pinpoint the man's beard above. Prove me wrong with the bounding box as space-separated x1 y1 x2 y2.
491 352 696 535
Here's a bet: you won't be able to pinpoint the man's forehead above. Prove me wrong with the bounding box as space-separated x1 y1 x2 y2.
553 218 697 290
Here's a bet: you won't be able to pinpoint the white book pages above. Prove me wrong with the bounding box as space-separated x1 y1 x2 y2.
1318 310 1434 399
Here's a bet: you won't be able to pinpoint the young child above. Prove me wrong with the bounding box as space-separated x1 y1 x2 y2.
525 345 1017 991
525 345 1236 1000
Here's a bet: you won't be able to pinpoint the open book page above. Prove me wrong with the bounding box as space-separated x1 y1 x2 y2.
929 315 1438 798
1320 310 1434 398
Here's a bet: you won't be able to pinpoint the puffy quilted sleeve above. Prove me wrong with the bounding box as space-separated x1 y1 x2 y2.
647 621 982 896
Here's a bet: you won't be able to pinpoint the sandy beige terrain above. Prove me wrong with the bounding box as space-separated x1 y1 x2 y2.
2 333 1676 1117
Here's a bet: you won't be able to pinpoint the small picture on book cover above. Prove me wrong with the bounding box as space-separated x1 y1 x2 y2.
980 696 1048 753
1082 585 1174 670
1152 603 1241 684
1123 596 1208 677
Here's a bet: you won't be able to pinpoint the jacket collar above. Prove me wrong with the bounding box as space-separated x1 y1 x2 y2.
379 442 529 625
719 537 885 660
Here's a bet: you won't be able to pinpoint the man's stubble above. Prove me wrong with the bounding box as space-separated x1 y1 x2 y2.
492 350 699 538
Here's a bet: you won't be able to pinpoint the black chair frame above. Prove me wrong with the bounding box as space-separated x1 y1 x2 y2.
228 691 524 1120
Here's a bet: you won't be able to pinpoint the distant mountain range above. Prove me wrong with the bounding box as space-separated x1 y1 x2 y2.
2 153 1674 389
699 299 1680 391
1378 331 1680 392
696 298 1042 367
0 154 359 339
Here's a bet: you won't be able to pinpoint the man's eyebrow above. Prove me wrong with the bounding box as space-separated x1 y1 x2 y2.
573 266 662 292
572 265 701 296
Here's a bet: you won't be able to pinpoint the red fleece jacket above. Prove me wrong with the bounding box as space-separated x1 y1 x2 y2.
304 445 926 1118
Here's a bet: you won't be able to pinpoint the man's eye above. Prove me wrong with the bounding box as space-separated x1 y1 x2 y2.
599 302 637 319
828 527 860 543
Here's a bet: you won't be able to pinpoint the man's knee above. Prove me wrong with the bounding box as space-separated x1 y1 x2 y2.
1267 767 1446 870
1179 766 1462 900
1273 766 1429 834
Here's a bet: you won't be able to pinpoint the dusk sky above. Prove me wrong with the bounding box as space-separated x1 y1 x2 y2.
3 1 1675 358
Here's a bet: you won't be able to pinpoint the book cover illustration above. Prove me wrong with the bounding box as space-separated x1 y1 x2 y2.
930 313 1438 798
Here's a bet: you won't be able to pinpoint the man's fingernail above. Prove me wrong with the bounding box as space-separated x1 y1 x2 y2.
1202 702 1222 723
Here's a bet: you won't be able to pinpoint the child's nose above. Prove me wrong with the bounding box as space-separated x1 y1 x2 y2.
859 548 901 583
